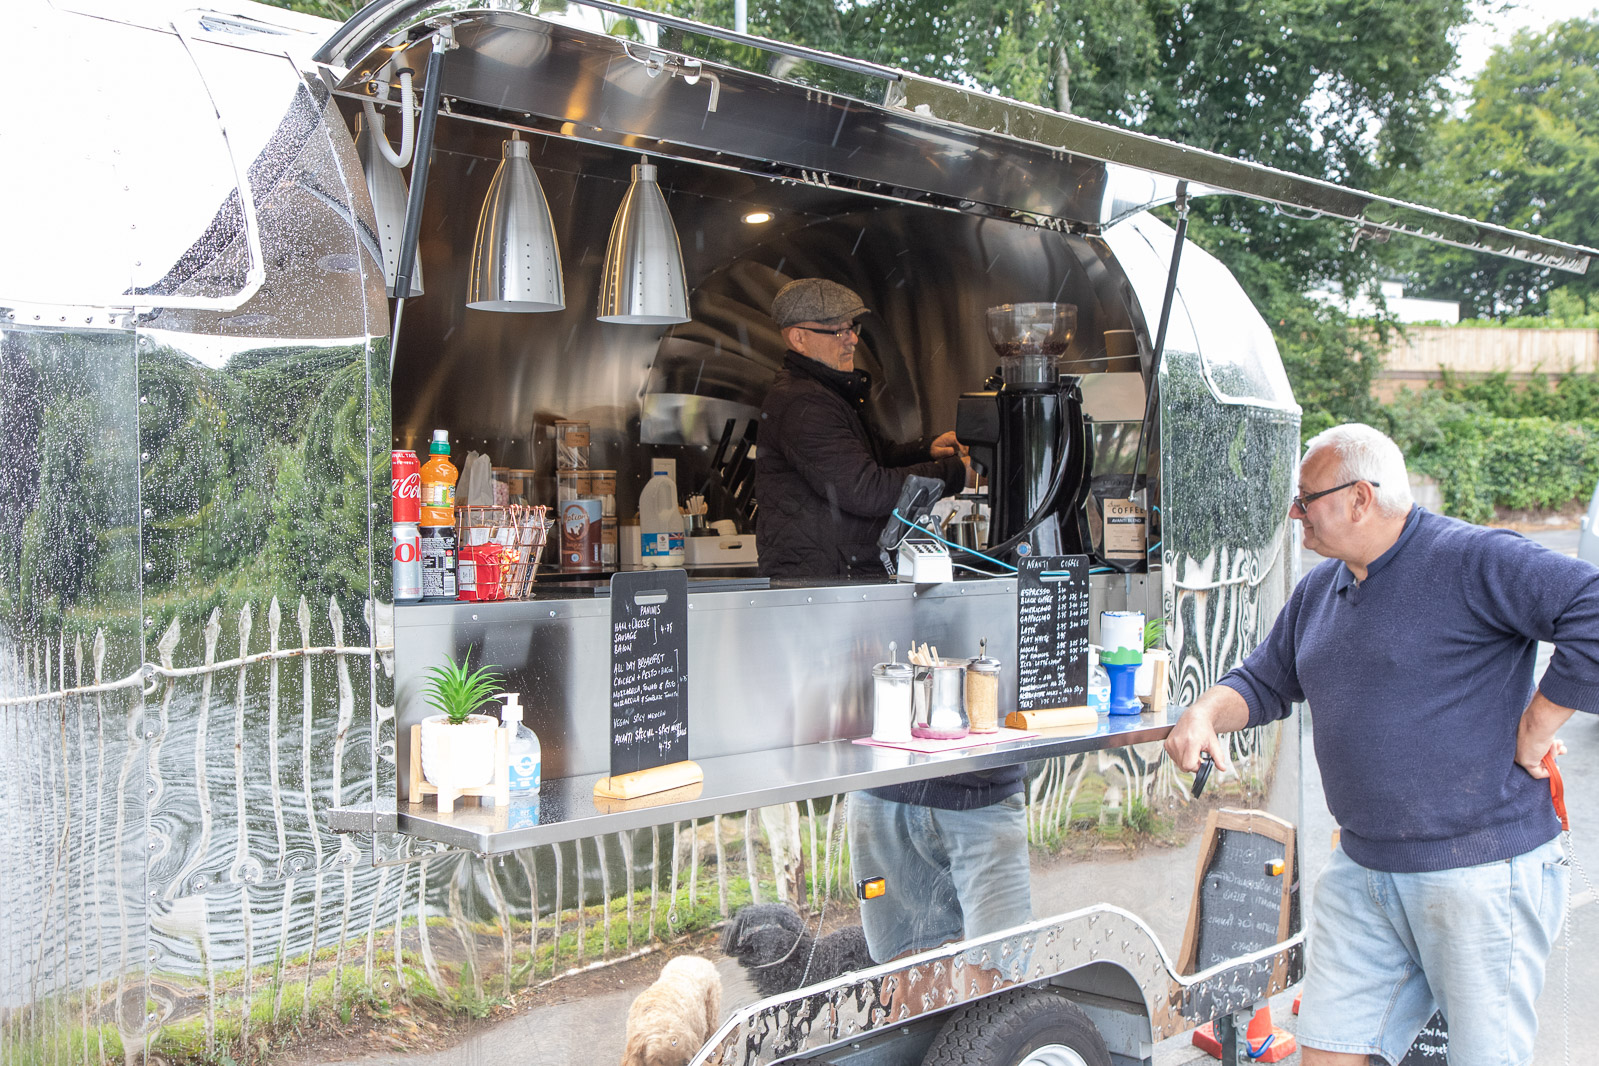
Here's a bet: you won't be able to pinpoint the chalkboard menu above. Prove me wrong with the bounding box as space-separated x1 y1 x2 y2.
1016 555 1090 711
1179 809 1296 977
609 569 689 778
1400 1013 1447 1064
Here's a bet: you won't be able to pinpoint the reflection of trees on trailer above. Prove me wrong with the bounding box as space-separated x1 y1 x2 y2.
1 3 1591 1065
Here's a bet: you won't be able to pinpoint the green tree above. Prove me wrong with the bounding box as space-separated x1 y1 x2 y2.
1396 16 1599 318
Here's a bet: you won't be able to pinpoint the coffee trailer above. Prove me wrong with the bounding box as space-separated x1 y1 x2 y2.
3 2 1590 1064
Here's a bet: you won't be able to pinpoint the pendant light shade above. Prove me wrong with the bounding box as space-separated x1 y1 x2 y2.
467 136 565 312
597 160 690 324
355 111 423 298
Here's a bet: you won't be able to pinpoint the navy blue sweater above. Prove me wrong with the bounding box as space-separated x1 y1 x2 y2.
1220 507 1599 873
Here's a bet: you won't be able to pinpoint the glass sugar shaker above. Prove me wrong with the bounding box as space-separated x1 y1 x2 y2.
872 661 915 743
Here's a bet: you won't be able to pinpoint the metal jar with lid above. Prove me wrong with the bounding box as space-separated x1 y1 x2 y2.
966 652 1003 733
912 662 969 740
871 662 914 742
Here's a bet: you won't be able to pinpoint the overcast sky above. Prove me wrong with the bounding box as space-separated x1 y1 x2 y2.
1455 0 1598 83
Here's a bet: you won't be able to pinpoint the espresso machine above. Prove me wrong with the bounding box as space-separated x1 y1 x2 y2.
955 303 1094 561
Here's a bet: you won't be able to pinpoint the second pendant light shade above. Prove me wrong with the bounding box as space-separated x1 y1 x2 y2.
597 160 691 325
467 135 565 312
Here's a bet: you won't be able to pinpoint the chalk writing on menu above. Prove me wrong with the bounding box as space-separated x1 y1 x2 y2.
1192 828 1288 968
1015 555 1090 711
609 569 689 777
1399 1013 1448 1065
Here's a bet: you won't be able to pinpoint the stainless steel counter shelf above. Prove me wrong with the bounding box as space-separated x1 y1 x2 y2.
336 708 1176 853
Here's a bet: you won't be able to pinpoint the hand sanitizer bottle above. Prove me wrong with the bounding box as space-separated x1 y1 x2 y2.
501 693 541 795
1088 646 1111 715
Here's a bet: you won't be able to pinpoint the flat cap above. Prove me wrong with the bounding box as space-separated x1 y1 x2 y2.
770 278 869 329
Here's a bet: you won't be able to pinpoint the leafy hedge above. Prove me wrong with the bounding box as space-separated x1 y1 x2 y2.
1404 416 1599 523
1289 359 1599 523
1377 380 1599 523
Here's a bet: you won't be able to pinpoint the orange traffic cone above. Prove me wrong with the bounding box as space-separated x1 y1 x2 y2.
1191 1006 1297 1062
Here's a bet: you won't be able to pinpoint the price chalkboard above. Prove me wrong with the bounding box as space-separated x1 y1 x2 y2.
1015 555 1090 712
609 569 689 778
1178 809 1296 978
1399 1013 1447 1064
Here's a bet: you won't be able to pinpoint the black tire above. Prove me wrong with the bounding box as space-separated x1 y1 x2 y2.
919 988 1112 1066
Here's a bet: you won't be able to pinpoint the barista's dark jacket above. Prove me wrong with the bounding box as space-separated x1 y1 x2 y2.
756 351 965 578
756 350 1023 808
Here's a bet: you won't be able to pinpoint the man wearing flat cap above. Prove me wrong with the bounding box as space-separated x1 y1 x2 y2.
756 278 968 578
757 279 1030 962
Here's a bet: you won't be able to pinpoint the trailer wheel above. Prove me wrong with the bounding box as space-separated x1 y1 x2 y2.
920 988 1111 1066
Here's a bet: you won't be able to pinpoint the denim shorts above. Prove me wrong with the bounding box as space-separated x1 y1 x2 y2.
846 790 1032 963
1298 838 1569 1066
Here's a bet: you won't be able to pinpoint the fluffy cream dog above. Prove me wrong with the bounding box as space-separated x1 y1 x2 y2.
620 955 723 1066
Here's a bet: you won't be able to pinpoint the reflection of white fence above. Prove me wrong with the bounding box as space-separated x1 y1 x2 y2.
0 600 858 1061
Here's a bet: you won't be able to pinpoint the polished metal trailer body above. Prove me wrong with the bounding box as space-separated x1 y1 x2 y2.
2 3 1590 1065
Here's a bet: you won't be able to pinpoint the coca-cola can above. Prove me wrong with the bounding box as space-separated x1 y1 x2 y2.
392 522 422 601
391 449 421 524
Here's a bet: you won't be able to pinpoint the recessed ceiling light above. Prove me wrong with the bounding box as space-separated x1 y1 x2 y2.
741 211 773 225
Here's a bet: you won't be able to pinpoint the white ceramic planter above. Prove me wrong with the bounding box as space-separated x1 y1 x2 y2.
419 713 499 789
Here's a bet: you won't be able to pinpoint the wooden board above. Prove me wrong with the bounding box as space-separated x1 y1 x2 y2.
1178 808 1296 981
1005 706 1097 731
1015 555 1090 713
608 569 689 779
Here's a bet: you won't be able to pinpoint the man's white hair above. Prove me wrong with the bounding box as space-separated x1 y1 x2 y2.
1302 423 1414 517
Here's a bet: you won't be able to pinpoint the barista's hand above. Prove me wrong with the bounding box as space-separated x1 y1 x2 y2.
962 454 976 490
931 431 967 460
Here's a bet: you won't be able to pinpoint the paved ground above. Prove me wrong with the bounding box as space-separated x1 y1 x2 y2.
322 529 1595 1066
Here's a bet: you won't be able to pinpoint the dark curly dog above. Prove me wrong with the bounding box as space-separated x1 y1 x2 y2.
720 902 874 997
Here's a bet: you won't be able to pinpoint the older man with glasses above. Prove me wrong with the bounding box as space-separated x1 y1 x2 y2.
1165 422 1599 1066
755 277 969 578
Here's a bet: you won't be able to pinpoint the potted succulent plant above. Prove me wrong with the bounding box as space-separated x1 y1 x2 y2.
418 649 504 789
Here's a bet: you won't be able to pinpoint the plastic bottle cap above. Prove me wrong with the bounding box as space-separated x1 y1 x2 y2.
430 429 449 454
501 693 523 724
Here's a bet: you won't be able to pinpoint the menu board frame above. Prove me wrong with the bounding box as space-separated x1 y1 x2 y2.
607 569 690 779
1015 554 1091 712
1177 808 1296 981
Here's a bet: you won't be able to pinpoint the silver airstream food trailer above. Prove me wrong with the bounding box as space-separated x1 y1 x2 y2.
2 2 1590 1065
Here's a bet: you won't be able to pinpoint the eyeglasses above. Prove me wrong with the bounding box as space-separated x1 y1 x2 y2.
1290 479 1377 513
793 321 861 339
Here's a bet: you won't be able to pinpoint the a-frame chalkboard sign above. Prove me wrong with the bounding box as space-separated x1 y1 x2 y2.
1178 808 1297 982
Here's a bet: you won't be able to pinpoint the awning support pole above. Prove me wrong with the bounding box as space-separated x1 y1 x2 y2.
388 22 453 376
1129 179 1190 510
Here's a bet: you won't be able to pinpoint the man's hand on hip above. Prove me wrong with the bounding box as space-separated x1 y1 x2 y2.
1516 691 1576 779
1163 685 1249 776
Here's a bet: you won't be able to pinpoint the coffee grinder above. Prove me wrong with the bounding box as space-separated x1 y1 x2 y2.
955 302 1093 561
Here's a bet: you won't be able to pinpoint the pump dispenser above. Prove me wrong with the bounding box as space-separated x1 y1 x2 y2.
501 693 541 794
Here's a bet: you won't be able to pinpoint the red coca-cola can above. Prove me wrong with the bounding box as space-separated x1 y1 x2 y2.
391 449 421 524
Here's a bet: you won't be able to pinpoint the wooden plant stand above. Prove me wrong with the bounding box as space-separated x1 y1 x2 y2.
408 723 510 814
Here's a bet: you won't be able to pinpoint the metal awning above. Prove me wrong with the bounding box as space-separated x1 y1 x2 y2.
319 0 1593 274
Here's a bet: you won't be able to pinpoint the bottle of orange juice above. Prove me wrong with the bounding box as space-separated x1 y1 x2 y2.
419 430 458 528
